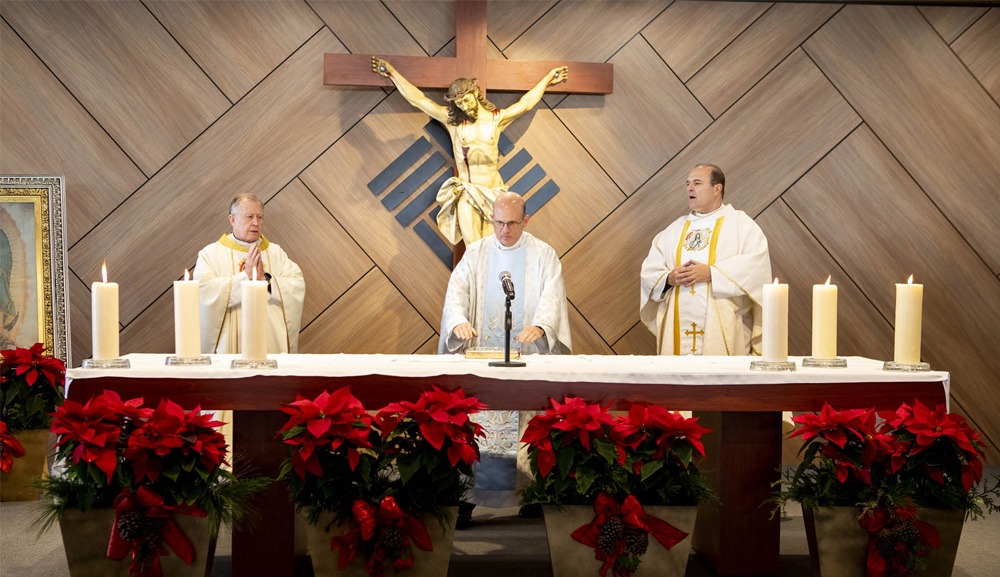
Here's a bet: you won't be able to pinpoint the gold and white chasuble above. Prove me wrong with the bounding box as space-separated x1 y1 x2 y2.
640 204 771 356
194 234 305 355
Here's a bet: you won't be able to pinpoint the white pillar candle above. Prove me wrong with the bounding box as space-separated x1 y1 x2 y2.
812 276 837 359
91 261 119 360
894 275 923 364
762 278 789 363
173 269 201 358
241 268 268 361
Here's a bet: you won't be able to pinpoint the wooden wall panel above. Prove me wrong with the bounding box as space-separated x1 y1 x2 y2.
1 0 230 176
487 0 558 51
687 3 840 117
555 36 712 195
413 335 440 355
383 0 453 55
568 304 614 355
918 5 988 44
263 179 374 328
310 0 428 56
643 1 771 82
563 50 858 343
120 287 174 356
69 275 95 367
298 269 434 354
0 20 146 245
805 5 1000 274
783 126 1000 456
952 9 1000 102
69 30 382 327
145 0 322 102
611 323 657 356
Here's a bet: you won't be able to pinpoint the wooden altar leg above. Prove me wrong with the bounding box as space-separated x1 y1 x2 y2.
692 411 781 575
232 410 295 577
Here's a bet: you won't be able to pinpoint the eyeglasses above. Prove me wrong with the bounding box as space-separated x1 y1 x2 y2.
492 219 524 230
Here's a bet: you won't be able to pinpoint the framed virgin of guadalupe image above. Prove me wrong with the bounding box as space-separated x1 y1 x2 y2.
0 176 70 361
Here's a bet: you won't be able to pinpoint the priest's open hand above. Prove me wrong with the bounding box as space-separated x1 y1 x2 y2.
516 326 545 343
453 322 478 341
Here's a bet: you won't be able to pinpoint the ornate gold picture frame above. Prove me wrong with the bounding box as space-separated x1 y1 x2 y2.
0 176 69 361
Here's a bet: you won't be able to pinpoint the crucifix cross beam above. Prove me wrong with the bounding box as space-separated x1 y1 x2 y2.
323 0 613 95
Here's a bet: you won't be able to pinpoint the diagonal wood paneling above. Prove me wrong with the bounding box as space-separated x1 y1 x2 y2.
563 50 859 343
805 5 1000 275
568 303 614 355
69 275 95 367
487 0 557 51
310 0 428 57
264 178 374 328
952 9 1000 103
298 269 434 354
612 323 657 356
756 199 893 360
687 2 840 118
413 335 440 355
643 1 771 82
918 5 989 44
1 0 230 176
382 0 452 56
0 20 146 245
69 30 383 328
555 35 712 195
145 0 322 102
783 125 1000 462
120 282 175 357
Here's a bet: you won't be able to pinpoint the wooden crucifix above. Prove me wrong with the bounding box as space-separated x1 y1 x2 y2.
324 0 613 262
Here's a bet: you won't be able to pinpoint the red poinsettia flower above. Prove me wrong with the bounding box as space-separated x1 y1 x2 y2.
331 497 433 577
521 397 615 478
107 486 206 577
1 420 26 473
125 399 227 483
50 391 132 482
789 404 870 448
1 343 65 389
376 386 485 467
279 387 375 479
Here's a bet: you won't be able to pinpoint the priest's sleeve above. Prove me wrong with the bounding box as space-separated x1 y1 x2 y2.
639 229 675 335
438 254 476 354
528 247 571 355
267 249 305 353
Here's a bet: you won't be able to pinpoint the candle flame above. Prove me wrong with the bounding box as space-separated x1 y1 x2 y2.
101 260 108 283
184 268 190 281
907 274 914 285
772 277 779 285
252 267 257 282
825 275 831 285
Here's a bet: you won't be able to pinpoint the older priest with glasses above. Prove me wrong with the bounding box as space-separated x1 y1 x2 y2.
439 191 571 524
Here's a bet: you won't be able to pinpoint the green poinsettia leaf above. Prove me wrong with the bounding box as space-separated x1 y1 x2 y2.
162 463 182 483
594 437 616 465
398 454 423 486
674 443 693 466
556 447 575 480
641 459 664 482
575 466 596 495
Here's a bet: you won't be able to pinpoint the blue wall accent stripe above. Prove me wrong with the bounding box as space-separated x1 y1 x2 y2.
383 152 447 211
368 138 430 195
499 133 514 156
498 148 532 183
525 180 560 216
429 206 440 222
397 169 453 226
509 164 545 195
424 121 453 159
415 220 453 269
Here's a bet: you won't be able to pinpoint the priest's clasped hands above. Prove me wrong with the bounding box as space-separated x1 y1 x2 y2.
244 245 267 282
453 322 545 343
669 260 712 287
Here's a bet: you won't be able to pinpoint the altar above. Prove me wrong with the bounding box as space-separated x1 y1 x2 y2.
66 354 949 577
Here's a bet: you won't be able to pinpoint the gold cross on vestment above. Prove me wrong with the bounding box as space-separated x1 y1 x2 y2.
684 322 704 354
689 285 697 295
322 0 614 96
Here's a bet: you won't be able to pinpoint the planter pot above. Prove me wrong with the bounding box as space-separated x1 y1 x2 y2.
543 505 698 577
0 428 49 501
59 507 215 577
305 506 459 577
803 506 965 577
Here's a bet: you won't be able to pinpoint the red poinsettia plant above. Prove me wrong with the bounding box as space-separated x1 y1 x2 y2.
37 390 268 577
1 343 65 431
278 385 486 577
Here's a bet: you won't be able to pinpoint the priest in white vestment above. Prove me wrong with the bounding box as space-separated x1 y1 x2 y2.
195 193 305 355
640 164 771 356
439 192 571 518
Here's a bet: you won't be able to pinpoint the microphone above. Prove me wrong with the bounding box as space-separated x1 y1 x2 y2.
499 271 515 300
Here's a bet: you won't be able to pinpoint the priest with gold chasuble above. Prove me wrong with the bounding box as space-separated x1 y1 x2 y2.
640 165 771 356
194 194 305 355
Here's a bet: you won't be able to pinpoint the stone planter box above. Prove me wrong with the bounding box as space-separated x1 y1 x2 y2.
0 428 48 501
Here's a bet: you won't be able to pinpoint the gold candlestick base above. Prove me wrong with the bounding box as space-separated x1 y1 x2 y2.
231 358 278 369
802 357 848 368
166 355 212 366
750 360 796 372
883 361 930 372
82 358 131 369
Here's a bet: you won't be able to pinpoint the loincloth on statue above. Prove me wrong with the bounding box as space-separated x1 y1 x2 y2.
435 177 507 245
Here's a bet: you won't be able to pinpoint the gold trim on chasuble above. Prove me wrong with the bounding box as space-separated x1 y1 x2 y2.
664 217 724 355
217 234 270 252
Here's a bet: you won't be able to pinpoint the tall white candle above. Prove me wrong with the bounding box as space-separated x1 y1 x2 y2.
241 268 268 361
91 261 119 360
812 276 837 359
762 278 789 363
173 269 201 358
894 275 923 364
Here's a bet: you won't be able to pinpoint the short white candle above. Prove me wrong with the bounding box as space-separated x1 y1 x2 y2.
91 261 119 360
894 275 923 364
241 267 268 361
812 276 837 359
173 269 201 358
762 278 789 363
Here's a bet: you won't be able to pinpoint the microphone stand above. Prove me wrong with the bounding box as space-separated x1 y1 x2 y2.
489 294 526 367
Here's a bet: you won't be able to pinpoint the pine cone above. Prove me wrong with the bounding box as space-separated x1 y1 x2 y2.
894 521 919 545
379 525 404 550
876 527 896 558
140 517 165 545
623 527 649 557
116 512 144 543
597 517 624 555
